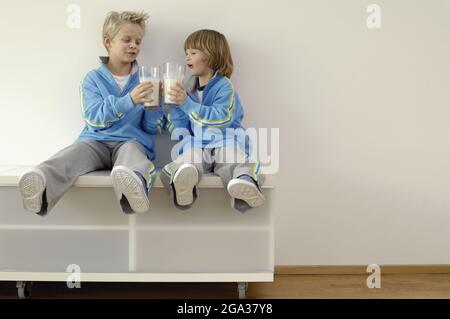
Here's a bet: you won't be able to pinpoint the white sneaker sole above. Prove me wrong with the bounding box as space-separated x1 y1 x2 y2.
18 168 46 213
111 166 149 213
173 164 199 206
227 179 265 208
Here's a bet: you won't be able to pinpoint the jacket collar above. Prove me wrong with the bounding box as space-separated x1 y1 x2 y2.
98 56 139 76
186 71 221 95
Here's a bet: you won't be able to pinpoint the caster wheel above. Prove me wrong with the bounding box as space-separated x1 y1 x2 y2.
16 281 33 299
237 282 248 299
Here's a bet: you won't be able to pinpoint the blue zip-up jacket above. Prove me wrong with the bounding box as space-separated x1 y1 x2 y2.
166 72 251 156
77 57 165 160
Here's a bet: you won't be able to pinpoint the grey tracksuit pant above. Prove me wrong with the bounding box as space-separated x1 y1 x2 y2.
160 146 265 213
37 139 155 214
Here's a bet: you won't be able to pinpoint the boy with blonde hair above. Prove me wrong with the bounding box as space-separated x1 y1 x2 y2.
18 11 164 215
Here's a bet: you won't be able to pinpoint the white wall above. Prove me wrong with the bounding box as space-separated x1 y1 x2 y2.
1 0 450 265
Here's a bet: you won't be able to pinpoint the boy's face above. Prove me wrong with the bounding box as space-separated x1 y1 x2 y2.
185 48 212 77
105 23 143 64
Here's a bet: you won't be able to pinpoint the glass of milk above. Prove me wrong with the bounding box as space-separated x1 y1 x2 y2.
163 62 185 104
139 66 160 108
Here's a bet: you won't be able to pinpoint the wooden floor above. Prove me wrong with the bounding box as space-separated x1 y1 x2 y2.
1 274 450 299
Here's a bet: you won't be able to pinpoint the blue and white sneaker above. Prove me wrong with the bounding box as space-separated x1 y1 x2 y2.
111 166 150 213
227 175 265 208
18 167 46 214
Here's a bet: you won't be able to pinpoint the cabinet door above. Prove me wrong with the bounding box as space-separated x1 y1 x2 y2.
0 229 129 273
134 229 272 273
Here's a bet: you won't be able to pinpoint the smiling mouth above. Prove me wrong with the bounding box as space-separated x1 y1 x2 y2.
187 64 193 69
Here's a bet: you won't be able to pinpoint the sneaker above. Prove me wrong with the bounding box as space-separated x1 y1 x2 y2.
227 176 265 208
18 167 46 213
111 166 150 213
172 163 199 206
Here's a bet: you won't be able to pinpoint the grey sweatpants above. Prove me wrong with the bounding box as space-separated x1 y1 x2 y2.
160 146 264 212
37 139 155 214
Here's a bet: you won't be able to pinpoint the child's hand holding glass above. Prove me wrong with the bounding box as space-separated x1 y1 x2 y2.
138 66 161 110
167 82 187 105
130 81 155 106
163 63 186 105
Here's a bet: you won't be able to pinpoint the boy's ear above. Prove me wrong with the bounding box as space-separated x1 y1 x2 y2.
204 56 212 67
103 36 111 50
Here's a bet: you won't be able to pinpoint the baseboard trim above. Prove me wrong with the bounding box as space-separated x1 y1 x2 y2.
275 265 450 275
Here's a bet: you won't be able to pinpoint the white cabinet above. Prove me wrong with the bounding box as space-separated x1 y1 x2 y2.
0 166 274 298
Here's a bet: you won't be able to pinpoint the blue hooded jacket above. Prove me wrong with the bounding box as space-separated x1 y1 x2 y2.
77 57 165 160
166 72 251 156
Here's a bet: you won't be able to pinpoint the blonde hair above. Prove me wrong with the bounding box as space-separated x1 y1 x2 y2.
184 29 234 78
102 11 149 51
